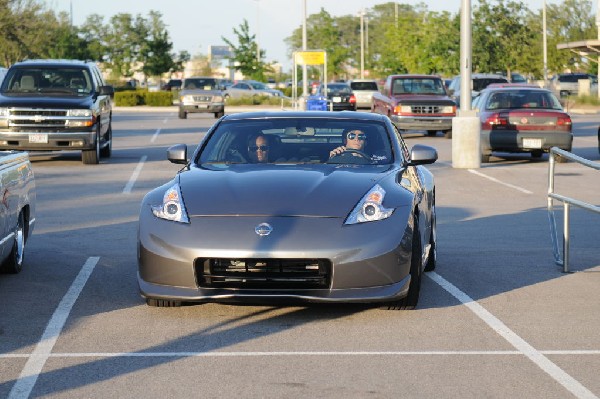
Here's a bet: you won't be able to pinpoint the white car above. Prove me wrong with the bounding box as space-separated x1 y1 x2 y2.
349 79 379 109
224 80 283 101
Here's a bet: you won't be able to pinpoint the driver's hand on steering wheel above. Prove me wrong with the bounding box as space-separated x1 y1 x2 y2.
329 146 346 158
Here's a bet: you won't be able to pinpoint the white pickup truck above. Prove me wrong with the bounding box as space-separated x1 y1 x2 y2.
0 151 35 273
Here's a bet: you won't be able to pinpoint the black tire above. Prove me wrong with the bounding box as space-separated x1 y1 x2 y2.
214 110 224 118
443 130 452 139
424 196 437 272
1 211 26 274
178 108 187 119
100 124 112 158
146 298 182 308
82 129 100 164
383 215 422 310
426 130 438 137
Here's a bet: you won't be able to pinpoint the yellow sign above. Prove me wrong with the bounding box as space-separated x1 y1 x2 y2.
295 51 325 65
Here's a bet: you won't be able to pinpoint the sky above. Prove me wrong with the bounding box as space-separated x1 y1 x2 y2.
46 0 597 71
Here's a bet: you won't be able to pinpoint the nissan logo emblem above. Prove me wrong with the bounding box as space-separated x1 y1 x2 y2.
255 223 273 236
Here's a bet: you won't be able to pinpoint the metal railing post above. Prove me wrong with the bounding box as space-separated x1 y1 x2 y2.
563 202 570 273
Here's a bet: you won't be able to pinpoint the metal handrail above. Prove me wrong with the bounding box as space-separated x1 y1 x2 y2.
547 147 600 272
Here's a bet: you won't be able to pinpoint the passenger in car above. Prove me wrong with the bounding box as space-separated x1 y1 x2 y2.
248 134 271 163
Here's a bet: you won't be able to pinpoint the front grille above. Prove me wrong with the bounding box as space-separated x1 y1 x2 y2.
193 95 212 102
195 258 331 289
411 105 442 114
6 108 70 128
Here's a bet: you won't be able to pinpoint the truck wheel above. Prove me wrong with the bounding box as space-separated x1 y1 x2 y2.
100 124 112 158
1 211 25 274
426 130 438 137
178 108 187 119
443 130 452 139
82 129 100 164
214 110 224 118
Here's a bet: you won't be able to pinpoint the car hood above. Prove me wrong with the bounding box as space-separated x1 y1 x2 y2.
178 165 394 218
0 94 94 108
393 94 455 104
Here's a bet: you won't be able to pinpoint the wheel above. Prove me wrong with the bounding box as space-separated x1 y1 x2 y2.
443 130 452 139
424 196 437 272
100 123 112 158
426 130 438 137
383 215 422 310
178 108 187 119
82 129 100 164
1 211 26 274
531 150 543 159
481 153 491 163
146 298 182 307
214 110 224 118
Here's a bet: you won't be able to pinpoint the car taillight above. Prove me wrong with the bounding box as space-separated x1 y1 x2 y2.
349 95 356 104
556 115 572 127
483 113 509 129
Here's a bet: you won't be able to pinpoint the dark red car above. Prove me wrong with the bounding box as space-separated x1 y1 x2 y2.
473 84 572 162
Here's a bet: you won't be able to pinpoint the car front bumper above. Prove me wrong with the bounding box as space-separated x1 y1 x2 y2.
0 130 96 151
180 103 224 114
390 115 453 131
137 212 413 304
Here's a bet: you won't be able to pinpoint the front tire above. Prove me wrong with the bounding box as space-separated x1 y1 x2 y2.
100 124 112 158
1 211 26 274
426 130 438 137
82 129 100 164
424 197 437 272
383 215 422 310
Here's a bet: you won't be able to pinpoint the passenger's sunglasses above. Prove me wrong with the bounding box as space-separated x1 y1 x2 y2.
249 145 270 151
347 132 366 141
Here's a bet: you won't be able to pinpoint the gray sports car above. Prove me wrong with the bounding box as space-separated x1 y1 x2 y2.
137 111 438 309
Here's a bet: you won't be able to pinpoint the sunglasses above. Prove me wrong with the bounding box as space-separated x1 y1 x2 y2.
249 145 269 151
347 132 366 141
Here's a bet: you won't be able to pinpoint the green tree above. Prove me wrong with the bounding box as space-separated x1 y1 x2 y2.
139 11 176 77
222 19 267 81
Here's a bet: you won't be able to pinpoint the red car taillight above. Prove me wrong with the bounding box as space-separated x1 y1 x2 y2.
349 95 356 104
556 115 572 127
483 113 509 129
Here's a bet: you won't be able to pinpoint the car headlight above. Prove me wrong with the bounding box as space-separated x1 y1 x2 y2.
400 105 411 113
213 95 223 102
0 107 8 117
67 109 93 117
151 184 190 223
440 105 456 114
344 184 394 225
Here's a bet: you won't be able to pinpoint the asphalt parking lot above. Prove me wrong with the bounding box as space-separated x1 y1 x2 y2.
0 107 598 398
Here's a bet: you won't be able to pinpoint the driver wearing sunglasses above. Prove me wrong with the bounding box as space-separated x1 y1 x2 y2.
248 134 270 163
329 129 368 159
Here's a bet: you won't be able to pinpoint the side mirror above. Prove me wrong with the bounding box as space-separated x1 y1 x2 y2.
167 144 188 164
408 144 438 166
99 85 114 96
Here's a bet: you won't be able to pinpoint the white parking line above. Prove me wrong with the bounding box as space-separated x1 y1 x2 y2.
150 128 161 143
8 257 99 399
467 169 533 194
427 272 598 399
122 155 147 194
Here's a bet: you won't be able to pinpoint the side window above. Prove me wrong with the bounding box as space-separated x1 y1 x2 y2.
392 124 409 163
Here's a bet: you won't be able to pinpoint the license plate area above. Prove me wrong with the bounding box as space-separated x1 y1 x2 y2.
29 133 48 143
332 96 342 103
523 138 542 149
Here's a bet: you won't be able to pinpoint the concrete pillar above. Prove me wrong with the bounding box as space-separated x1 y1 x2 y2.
452 111 481 169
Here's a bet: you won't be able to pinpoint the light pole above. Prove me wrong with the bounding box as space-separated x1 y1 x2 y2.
254 0 260 64
543 0 548 88
359 9 365 79
302 0 308 97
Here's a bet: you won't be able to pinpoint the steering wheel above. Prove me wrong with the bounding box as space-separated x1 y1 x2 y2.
329 149 371 164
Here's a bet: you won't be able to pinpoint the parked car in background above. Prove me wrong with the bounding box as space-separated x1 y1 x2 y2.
371 74 455 138
549 73 598 98
224 80 284 101
313 82 357 111
266 78 277 89
509 73 528 83
0 59 114 165
137 111 438 309
178 77 225 119
0 67 7 85
448 73 509 106
472 84 572 163
0 150 36 274
161 79 182 91
348 79 379 109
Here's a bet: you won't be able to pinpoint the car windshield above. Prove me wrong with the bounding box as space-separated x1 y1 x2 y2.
1 67 93 95
350 81 378 91
391 78 446 95
249 81 269 90
484 90 563 110
472 78 508 92
183 78 218 90
197 118 394 166
322 85 352 95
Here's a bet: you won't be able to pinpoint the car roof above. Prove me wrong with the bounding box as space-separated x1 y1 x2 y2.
388 74 442 79
11 59 96 68
222 111 388 122
485 83 540 89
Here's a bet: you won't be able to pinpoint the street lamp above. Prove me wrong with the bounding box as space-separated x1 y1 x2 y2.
543 0 548 88
359 9 365 79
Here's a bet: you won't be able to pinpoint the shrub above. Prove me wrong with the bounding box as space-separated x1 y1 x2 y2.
115 91 142 106
142 91 173 106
